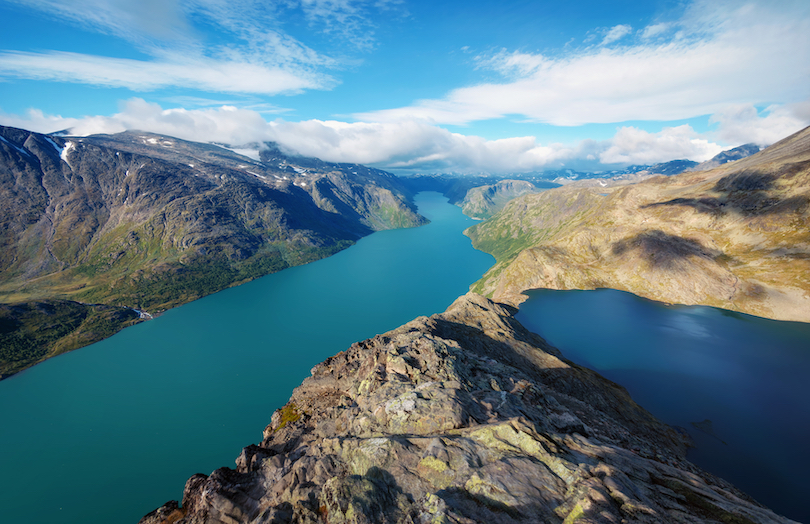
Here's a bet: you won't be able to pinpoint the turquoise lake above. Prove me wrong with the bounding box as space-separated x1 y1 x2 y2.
0 192 494 524
517 288 810 524
2 191 808 523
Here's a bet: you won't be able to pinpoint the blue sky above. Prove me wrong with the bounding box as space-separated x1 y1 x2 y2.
0 0 808 173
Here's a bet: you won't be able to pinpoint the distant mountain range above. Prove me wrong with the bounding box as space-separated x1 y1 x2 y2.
403 143 762 189
398 143 763 219
0 126 425 378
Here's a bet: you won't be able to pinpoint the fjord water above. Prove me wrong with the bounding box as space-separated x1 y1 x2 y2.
0 192 494 524
516 288 810 523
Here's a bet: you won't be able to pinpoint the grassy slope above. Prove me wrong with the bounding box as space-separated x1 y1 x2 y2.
467 127 810 322
0 300 141 378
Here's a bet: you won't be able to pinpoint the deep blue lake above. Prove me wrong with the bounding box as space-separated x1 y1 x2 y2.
0 192 494 524
517 288 810 523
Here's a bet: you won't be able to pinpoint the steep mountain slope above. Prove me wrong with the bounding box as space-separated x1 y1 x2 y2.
141 294 794 524
0 126 425 377
467 127 810 322
460 180 543 219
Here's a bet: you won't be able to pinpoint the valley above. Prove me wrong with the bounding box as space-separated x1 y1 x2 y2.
0 126 425 377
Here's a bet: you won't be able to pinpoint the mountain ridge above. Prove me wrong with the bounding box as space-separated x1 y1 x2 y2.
0 125 426 378
466 127 810 322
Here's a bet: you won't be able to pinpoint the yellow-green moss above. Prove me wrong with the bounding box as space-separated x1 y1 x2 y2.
276 403 301 430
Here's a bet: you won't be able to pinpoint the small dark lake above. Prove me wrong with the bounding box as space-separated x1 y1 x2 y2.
516 288 810 523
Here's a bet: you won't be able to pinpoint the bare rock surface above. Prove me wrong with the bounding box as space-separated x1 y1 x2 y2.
141 293 796 524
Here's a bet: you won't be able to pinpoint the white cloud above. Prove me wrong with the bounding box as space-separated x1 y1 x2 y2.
357 0 810 127
0 51 330 94
9 0 192 42
709 103 809 146
0 0 391 94
601 24 632 46
640 22 672 40
599 125 723 164
0 99 748 173
0 108 81 134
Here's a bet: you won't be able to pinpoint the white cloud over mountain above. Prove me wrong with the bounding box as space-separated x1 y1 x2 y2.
5 98 804 173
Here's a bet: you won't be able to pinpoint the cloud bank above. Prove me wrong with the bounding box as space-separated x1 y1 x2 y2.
5 98 805 174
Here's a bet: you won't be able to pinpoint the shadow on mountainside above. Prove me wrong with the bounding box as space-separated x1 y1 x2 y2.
641 163 810 218
611 230 724 270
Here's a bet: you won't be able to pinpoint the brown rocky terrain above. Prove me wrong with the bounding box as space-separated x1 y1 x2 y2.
467 127 810 322
141 293 795 524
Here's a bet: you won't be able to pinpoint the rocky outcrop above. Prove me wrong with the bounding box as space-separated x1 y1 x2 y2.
141 293 794 524
467 127 810 322
460 180 541 219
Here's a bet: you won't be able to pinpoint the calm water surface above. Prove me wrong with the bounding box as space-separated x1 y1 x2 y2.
516 288 810 523
0 192 494 524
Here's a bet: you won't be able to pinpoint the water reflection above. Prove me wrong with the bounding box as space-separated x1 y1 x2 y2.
516 287 810 523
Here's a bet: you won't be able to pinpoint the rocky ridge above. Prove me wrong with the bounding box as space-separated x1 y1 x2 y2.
467 127 810 322
141 293 794 524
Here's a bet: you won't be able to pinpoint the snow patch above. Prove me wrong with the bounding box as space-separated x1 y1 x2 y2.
43 136 62 155
0 135 32 157
292 166 307 174
61 141 74 165
246 171 266 179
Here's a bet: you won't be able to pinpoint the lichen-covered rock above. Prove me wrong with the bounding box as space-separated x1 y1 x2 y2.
141 293 797 524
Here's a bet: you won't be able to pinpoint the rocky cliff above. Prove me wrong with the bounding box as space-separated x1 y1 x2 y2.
467 127 810 322
460 180 542 220
0 126 426 377
140 293 794 524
